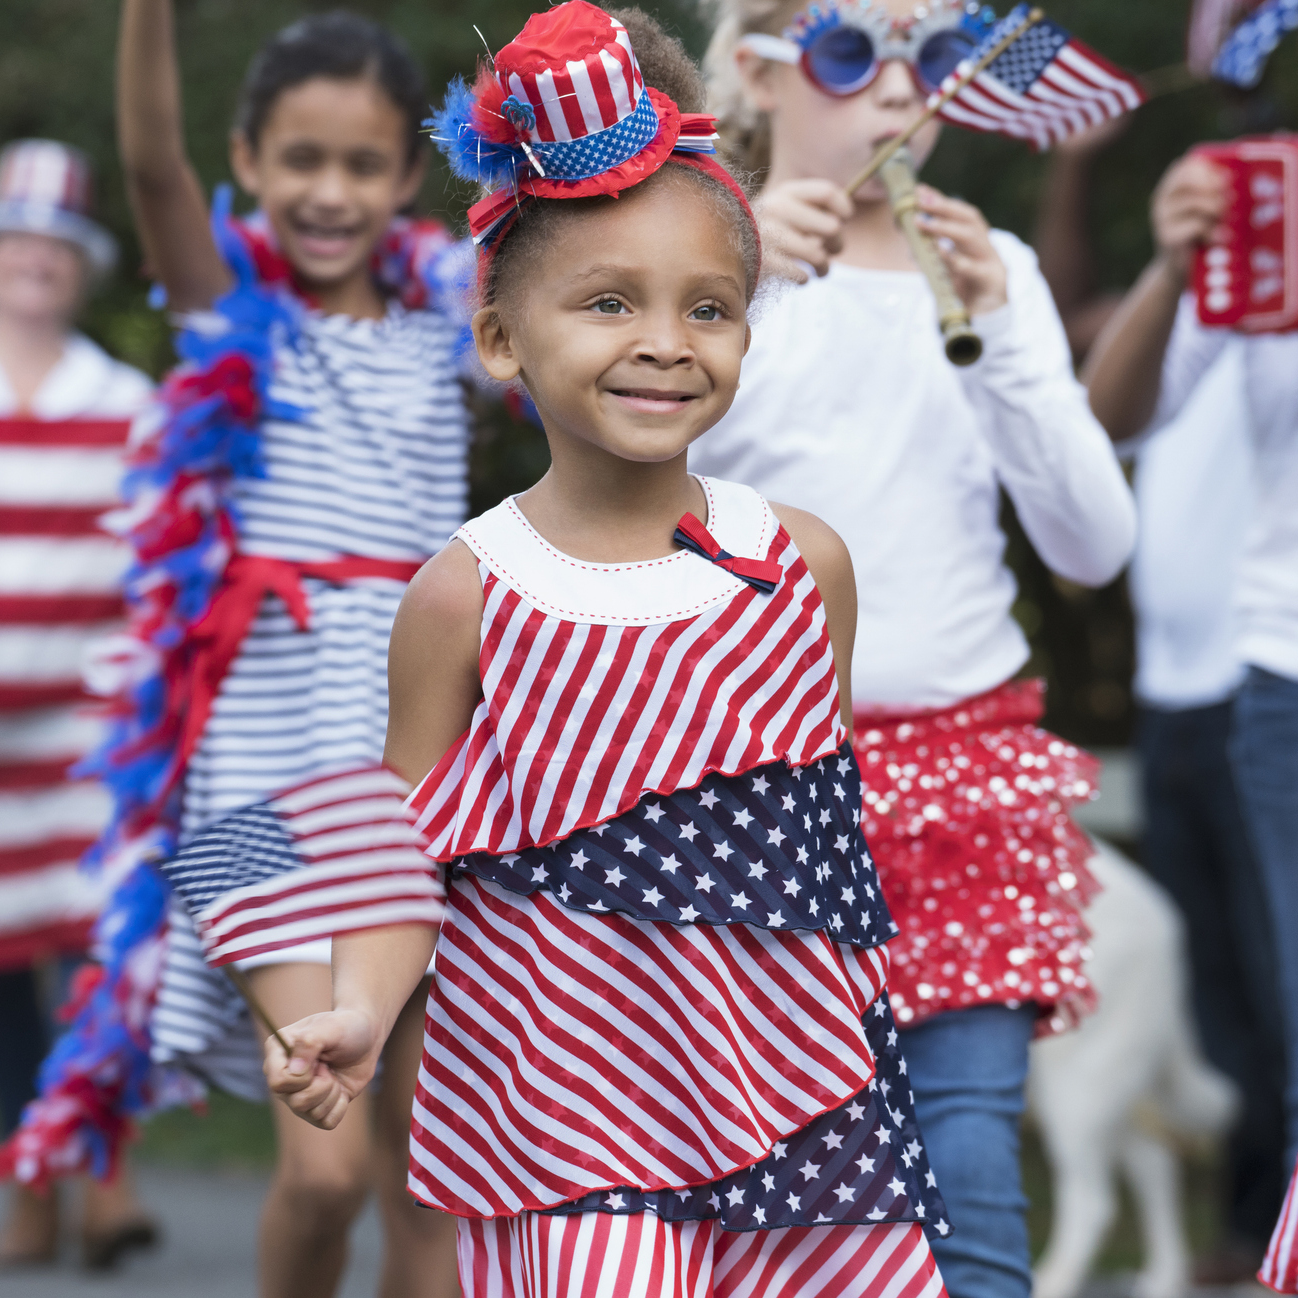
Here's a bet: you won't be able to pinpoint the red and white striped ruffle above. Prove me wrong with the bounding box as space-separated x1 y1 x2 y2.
1262 1163 1298 1293
0 417 132 969
458 1212 946 1298
409 874 888 1218
410 486 844 861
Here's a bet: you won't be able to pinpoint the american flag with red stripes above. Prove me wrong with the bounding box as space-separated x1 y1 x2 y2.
0 417 133 970
159 765 444 967
1262 1164 1298 1292
935 4 1146 149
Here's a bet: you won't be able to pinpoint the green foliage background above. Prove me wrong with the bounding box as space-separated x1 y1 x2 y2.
5 0 1296 746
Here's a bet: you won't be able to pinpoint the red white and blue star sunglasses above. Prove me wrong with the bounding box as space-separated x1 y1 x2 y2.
740 0 996 97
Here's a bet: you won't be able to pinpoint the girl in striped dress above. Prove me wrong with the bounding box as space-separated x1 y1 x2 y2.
268 6 950 1295
3 5 465 1296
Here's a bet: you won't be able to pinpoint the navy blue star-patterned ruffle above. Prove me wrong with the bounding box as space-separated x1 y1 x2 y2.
454 745 898 952
545 990 949 1237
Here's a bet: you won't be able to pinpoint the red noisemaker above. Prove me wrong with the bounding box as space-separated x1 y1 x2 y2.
1192 133 1298 334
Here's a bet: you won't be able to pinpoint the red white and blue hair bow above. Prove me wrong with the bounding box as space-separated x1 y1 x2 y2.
673 513 783 595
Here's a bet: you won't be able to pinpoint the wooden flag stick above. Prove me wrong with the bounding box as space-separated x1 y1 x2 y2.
1138 62 1204 98
225 964 295 1059
846 7 1045 195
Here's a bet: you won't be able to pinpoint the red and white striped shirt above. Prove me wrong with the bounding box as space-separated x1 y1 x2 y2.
0 335 150 970
409 476 846 858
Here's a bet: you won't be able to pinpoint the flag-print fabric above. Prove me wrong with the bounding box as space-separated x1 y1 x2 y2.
411 869 894 1216
499 7 644 145
408 477 846 860
546 989 948 1235
458 1213 945 1298
936 4 1145 149
159 765 444 966
1213 0 1298 86
1262 1164 1298 1292
406 479 946 1269
457 749 897 949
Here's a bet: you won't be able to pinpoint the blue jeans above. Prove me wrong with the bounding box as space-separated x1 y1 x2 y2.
1231 666 1298 1175
1139 701 1286 1246
901 1004 1035 1298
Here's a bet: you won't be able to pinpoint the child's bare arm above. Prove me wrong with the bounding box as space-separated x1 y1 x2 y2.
1083 155 1229 442
383 539 486 784
262 926 435 1129
770 504 857 732
264 541 485 1127
118 0 230 312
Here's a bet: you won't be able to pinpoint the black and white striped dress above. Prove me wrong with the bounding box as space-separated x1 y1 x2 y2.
152 302 469 1097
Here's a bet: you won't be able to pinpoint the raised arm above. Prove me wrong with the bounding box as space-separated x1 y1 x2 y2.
1081 153 1228 441
118 0 230 311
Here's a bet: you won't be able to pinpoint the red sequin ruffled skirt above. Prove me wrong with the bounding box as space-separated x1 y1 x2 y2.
853 678 1100 1037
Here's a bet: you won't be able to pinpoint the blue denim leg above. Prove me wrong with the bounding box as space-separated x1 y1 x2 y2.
900 1004 1036 1298
1139 701 1286 1245
1230 666 1298 1175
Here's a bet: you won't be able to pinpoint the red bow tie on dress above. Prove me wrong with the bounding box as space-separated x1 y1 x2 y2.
673 513 782 594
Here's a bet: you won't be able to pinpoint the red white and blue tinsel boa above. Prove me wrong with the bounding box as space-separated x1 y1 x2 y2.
0 187 467 1188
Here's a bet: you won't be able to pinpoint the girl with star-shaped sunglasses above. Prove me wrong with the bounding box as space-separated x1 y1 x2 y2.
691 3 1137 1298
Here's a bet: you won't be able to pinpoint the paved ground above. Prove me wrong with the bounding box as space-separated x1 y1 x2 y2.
2 1167 382 1297
3 1165 1274 1298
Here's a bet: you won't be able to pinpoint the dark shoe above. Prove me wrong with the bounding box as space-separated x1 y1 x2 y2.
80 1218 159 1271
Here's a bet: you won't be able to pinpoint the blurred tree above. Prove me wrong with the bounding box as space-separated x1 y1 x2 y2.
5 0 1295 743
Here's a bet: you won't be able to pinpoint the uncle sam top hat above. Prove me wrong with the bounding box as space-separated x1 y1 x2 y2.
0 139 118 279
431 1 732 247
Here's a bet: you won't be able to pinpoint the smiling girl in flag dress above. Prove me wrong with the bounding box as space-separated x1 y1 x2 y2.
266 5 951 1295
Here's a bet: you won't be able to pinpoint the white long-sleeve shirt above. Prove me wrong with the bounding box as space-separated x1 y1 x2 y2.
1147 296 1298 683
1122 346 1252 710
690 230 1136 710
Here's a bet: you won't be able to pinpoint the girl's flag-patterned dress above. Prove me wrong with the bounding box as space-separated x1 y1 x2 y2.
407 475 950 1297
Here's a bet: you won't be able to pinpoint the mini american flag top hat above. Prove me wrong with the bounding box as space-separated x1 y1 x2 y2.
158 765 445 967
0 139 117 277
430 1 746 247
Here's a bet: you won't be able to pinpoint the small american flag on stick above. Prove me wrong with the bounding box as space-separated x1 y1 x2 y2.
935 4 1145 149
159 766 444 967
